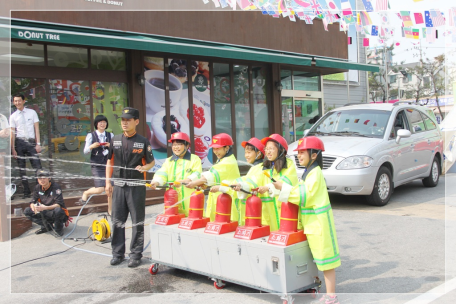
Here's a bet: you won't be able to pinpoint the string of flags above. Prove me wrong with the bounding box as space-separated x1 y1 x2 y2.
201 0 456 46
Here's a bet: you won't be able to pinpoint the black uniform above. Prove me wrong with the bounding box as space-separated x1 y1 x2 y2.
24 181 67 231
108 132 154 260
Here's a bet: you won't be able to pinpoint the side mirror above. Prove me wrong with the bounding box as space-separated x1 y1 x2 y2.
396 129 411 144
304 129 310 136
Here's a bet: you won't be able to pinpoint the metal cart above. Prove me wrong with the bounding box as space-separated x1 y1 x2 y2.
149 223 320 303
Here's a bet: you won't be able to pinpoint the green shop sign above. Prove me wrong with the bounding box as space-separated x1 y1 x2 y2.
15 29 61 41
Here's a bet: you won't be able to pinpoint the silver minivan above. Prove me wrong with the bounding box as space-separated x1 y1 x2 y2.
287 102 443 206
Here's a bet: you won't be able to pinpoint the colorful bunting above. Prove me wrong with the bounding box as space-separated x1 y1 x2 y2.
412 28 420 39
414 12 424 24
400 11 414 27
371 25 379 36
430 9 445 27
361 0 374 12
404 27 413 39
375 0 388 12
425 11 434 27
340 0 353 17
363 38 370 46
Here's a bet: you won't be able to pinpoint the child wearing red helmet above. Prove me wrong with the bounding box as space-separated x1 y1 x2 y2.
149 132 202 215
233 134 298 231
272 136 341 304
186 133 241 221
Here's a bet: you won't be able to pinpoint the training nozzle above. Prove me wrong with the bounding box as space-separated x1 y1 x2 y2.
263 171 276 182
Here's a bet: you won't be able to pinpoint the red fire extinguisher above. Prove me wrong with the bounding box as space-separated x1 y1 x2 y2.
245 194 262 227
215 193 232 223
279 202 299 232
164 188 179 215
188 190 205 219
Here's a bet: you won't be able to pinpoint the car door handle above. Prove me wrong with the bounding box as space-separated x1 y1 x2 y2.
427 140 431 145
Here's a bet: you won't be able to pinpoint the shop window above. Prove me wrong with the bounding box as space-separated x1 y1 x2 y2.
213 63 232 136
293 71 319 91
11 78 48 184
234 65 251 161
91 49 126 71
10 42 45 66
280 69 292 90
47 45 88 68
252 66 269 140
49 79 92 189
92 81 128 135
143 56 167 171
190 61 212 168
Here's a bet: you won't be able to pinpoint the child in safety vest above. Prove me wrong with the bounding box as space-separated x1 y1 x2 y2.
233 134 298 232
272 136 340 304
231 138 266 226
148 132 202 216
186 133 241 222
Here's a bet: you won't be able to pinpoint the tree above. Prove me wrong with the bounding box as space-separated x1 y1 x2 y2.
367 44 401 102
421 54 446 119
405 64 431 104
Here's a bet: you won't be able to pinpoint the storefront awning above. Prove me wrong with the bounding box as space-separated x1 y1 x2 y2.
5 18 380 72
315 58 379 72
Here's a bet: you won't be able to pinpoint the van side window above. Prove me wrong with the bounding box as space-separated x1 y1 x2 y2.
405 108 425 133
390 110 410 138
420 112 437 130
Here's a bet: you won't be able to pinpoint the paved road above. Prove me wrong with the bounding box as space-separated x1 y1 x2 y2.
1 174 454 304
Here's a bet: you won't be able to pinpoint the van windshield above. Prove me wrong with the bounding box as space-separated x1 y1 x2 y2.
308 109 391 138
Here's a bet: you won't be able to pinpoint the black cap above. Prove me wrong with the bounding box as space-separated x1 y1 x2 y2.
94 114 109 129
36 168 50 178
121 107 140 119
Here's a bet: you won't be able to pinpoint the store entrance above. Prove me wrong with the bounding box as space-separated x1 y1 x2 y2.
281 96 321 144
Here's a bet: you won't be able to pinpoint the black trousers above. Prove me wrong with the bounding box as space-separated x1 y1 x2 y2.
15 138 42 194
24 206 67 231
111 185 146 260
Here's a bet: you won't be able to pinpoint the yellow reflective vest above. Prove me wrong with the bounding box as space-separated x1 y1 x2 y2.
204 154 241 222
286 165 341 271
246 158 298 232
152 153 202 216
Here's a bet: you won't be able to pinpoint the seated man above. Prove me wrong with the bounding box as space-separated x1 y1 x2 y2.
24 169 67 236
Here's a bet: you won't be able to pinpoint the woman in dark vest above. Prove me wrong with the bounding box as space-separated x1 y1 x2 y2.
80 115 115 214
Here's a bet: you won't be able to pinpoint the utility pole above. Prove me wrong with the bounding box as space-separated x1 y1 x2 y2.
383 43 389 103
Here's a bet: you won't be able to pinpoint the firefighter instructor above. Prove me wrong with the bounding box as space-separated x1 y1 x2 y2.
105 107 155 268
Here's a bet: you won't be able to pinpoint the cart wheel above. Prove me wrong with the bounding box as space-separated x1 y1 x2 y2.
304 288 317 298
149 263 159 275
213 281 225 289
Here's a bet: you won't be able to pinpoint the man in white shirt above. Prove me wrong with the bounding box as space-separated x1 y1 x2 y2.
10 94 42 199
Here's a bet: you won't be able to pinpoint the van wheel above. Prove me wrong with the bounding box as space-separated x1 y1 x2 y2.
422 156 440 187
366 167 392 206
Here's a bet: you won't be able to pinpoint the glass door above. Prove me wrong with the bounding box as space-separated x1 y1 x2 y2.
294 99 320 139
281 97 294 143
282 97 320 143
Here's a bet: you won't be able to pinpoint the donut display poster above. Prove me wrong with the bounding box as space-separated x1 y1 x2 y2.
49 79 91 137
144 57 213 172
92 81 128 136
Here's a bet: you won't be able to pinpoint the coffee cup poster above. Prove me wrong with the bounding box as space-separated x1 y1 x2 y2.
143 57 213 171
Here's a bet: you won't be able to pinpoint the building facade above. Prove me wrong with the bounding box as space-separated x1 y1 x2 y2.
4 10 377 194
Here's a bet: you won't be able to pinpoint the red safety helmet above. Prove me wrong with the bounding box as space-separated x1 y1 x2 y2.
293 136 325 152
261 134 288 152
241 138 265 155
168 132 191 144
209 133 234 148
